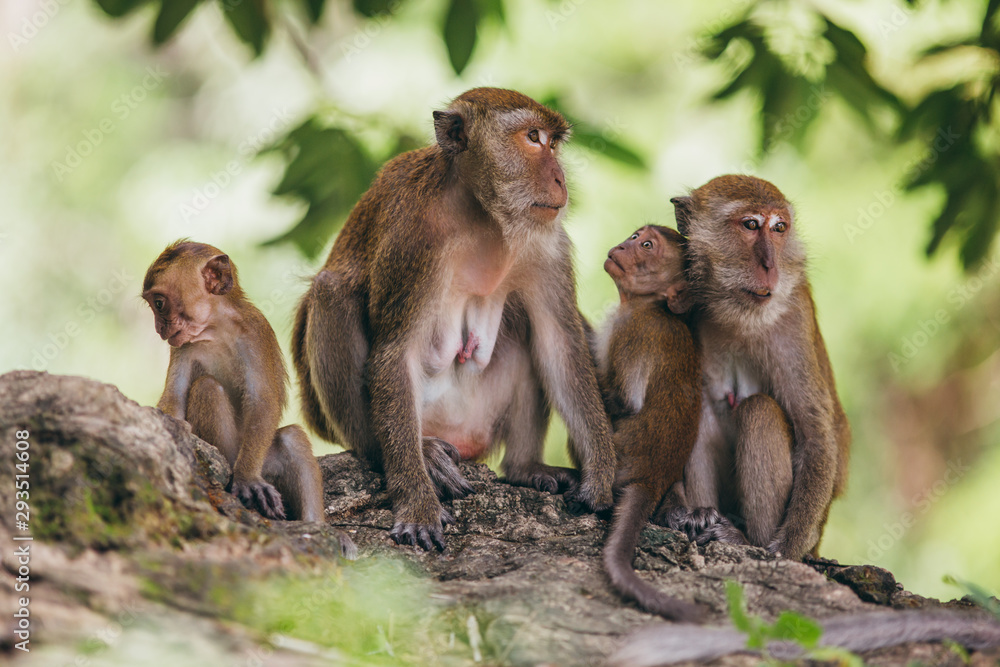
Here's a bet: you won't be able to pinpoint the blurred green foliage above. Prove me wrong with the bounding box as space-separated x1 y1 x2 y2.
89 0 1000 267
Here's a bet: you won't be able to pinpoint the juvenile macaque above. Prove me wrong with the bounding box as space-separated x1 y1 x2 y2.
597 225 703 621
292 88 616 550
143 241 336 530
660 175 850 559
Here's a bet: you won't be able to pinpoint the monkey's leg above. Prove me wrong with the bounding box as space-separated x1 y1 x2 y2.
186 375 239 467
733 394 793 548
499 348 578 495
297 270 381 468
264 425 325 522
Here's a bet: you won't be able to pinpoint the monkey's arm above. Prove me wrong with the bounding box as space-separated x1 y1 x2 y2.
524 260 615 512
157 351 194 420
367 240 448 550
232 381 286 520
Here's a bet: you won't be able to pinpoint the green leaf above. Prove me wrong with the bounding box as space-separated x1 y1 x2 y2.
570 129 646 169
220 0 270 56
302 0 327 22
443 0 480 75
768 611 822 648
94 0 149 18
264 119 378 258
352 0 397 18
725 581 754 634
153 0 201 45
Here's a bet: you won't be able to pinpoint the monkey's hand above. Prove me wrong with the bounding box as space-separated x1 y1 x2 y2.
656 506 749 547
422 437 475 500
232 477 286 520
389 503 454 552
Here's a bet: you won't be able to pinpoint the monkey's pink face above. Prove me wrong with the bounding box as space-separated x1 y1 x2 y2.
520 127 568 222
143 278 213 347
606 226 687 309
728 205 791 303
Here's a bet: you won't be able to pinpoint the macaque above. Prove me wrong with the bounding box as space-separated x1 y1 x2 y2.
143 241 334 530
292 88 616 550
658 175 850 559
597 225 703 621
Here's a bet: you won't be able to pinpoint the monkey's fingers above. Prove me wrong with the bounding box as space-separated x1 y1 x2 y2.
234 479 287 521
423 438 475 500
389 521 446 552
503 463 579 495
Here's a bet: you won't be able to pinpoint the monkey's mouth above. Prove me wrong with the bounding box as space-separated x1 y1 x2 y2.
531 203 563 211
744 288 772 302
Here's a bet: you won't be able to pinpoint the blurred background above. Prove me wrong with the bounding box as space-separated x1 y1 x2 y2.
2 0 998 602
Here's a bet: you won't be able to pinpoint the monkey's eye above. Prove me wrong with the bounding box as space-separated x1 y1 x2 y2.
773 221 787 233
629 234 639 240
154 297 165 312
641 241 653 249
742 219 760 231
527 129 540 144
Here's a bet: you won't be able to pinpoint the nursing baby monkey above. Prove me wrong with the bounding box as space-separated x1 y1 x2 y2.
143 242 353 557
597 225 704 621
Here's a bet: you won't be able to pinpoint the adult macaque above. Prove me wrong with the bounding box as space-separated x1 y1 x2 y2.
658 175 850 559
143 242 342 537
597 225 703 621
292 88 616 550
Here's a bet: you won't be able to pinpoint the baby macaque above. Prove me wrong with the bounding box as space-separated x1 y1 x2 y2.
597 225 703 620
143 241 327 524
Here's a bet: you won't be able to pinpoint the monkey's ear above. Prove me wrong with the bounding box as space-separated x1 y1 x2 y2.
433 110 467 154
670 196 693 236
665 281 693 315
203 255 234 296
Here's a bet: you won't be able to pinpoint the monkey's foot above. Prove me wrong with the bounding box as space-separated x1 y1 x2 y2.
564 480 614 516
232 478 286 520
422 437 475 500
656 506 749 547
389 506 453 552
502 463 579 496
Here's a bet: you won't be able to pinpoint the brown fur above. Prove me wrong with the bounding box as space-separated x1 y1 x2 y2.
597 225 704 621
143 242 342 540
292 88 615 550
663 175 850 559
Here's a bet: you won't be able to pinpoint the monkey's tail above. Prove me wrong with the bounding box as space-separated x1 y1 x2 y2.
290 296 337 444
609 610 1000 667
603 485 704 622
